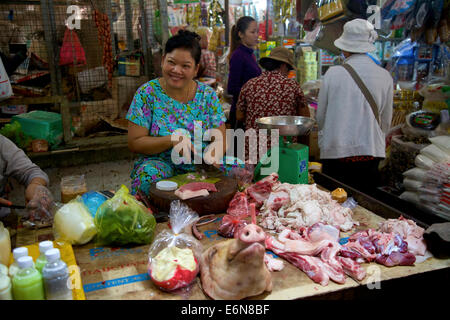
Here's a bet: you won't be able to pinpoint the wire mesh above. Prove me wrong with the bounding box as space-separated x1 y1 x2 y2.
0 0 156 138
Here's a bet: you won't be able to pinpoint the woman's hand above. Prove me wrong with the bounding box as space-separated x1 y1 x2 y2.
128 122 174 155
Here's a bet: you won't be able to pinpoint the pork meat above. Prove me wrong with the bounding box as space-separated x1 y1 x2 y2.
200 205 272 300
378 216 427 256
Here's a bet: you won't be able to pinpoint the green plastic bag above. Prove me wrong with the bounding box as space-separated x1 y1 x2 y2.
95 185 156 246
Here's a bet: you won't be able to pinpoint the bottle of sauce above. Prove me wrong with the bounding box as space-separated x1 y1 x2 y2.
12 256 45 300
0 273 13 300
9 247 32 278
42 248 73 300
0 222 11 266
35 241 54 273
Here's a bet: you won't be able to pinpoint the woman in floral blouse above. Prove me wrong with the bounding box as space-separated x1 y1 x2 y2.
127 30 243 195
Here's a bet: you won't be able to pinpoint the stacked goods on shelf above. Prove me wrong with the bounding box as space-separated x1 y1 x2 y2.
298 49 317 85
258 41 276 58
392 89 424 127
400 136 450 220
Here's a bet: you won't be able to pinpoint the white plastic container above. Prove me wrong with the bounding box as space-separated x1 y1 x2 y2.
0 222 11 266
35 241 53 273
0 273 12 300
9 247 31 278
42 249 73 300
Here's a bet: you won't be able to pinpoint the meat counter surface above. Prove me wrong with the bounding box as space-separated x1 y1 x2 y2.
13 200 450 300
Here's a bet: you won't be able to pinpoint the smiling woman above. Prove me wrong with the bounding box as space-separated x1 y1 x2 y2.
126 30 244 195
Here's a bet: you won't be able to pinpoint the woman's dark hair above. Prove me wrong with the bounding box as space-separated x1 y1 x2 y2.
229 16 256 59
164 30 202 65
260 59 293 72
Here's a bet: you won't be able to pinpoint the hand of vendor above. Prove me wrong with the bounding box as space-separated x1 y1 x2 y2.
0 197 12 207
25 178 54 222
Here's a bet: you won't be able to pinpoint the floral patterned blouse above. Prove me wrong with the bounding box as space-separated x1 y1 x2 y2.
126 79 226 164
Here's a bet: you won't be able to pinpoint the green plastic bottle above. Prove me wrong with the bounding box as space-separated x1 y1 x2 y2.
35 241 53 273
12 256 45 300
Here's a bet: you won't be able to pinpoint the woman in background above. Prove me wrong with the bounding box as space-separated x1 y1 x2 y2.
227 16 261 129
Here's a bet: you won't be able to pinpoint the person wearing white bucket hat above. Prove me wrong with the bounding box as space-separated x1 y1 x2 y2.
316 19 393 193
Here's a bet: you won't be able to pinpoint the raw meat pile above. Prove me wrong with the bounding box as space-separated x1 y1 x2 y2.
218 173 280 238
260 183 357 232
340 229 416 267
265 223 366 286
378 216 427 256
174 182 217 200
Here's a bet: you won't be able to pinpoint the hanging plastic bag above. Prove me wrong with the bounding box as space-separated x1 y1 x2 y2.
148 201 202 292
59 28 86 66
303 3 320 31
95 185 156 246
0 56 13 101
53 196 97 245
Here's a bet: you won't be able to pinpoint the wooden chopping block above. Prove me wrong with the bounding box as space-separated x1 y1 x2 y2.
148 175 238 216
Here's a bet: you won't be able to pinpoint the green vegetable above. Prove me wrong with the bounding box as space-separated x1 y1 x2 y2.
95 185 156 246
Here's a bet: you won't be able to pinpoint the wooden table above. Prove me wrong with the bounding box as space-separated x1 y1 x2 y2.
13 202 450 300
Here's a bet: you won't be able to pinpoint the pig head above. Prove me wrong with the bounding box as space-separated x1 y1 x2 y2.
200 223 272 300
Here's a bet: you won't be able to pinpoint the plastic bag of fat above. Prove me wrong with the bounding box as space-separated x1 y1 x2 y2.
53 196 97 245
147 201 202 292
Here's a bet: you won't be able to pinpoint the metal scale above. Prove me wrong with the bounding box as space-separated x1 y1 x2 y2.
254 116 316 184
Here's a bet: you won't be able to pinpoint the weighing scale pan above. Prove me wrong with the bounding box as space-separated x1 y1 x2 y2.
256 116 316 136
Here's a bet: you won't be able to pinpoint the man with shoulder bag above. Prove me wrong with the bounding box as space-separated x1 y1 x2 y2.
316 19 393 193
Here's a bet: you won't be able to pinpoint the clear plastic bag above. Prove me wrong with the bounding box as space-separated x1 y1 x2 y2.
229 164 255 191
148 201 202 292
218 214 248 238
429 136 450 154
420 144 450 163
403 178 424 191
53 196 97 245
95 185 156 246
399 191 420 204
415 154 436 170
403 167 428 182
341 197 358 210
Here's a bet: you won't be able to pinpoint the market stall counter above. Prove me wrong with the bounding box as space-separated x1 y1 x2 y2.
10 183 450 300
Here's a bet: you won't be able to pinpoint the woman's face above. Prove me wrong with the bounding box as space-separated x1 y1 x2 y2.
239 21 259 48
162 48 199 89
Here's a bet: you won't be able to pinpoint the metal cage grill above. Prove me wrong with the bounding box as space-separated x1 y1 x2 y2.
0 0 158 141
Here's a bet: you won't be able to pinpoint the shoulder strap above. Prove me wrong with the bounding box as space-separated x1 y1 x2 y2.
342 63 381 126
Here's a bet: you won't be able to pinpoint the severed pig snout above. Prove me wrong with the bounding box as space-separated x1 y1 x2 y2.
239 224 265 244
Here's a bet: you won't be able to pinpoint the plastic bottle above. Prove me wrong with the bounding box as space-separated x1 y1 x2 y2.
42 248 73 300
35 241 53 273
0 273 13 300
0 222 11 266
9 247 31 278
12 256 45 300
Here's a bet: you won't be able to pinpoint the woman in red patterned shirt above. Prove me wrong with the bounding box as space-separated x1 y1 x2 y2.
236 46 310 162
